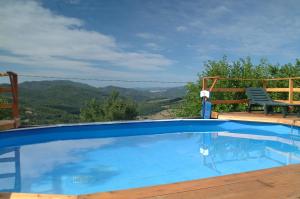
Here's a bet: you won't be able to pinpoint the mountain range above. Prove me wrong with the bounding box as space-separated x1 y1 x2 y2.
6 80 186 125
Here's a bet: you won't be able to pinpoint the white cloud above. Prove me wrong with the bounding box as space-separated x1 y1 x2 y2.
145 42 162 51
186 1 300 58
136 32 165 41
0 0 172 72
20 138 114 178
176 26 187 32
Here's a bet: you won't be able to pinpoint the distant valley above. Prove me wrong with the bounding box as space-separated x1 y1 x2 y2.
5 80 186 125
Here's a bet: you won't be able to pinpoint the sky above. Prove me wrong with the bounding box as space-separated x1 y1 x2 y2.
0 0 300 87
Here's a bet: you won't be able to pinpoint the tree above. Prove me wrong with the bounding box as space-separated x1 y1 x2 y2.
175 57 300 117
0 96 10 120
80 91 138 122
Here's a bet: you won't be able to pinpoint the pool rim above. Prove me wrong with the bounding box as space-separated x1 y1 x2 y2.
1 118 298 134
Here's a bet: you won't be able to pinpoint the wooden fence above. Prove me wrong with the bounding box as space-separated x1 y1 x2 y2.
202 76 300 105
0 71 20 128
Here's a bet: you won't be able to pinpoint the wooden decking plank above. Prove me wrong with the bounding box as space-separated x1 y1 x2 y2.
147 170 300 199
215 112 300 127
79 164 300 199
0 193 77 199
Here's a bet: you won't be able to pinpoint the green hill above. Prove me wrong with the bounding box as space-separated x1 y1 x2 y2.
4 80 186 125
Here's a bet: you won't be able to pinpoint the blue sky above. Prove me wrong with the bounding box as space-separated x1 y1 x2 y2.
0 0 300 87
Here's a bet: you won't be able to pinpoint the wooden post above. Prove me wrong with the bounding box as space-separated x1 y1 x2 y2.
209 78 218 92
7 71 19 127
262 80 267 89
202 78 207 90
289 78 294 104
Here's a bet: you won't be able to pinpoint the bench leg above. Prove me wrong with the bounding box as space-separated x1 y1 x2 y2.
296 107 300 117
282 106 288 118
264 105 268 115
247 104 252 113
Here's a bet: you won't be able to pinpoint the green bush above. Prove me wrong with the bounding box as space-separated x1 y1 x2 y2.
0 96 11 120
175 57 300 117
80 91 138 122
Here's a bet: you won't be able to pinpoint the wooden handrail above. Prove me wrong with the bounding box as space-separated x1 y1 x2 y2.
202 76 300 105
203 76 300 81
0 71 20 128
0 72 8 77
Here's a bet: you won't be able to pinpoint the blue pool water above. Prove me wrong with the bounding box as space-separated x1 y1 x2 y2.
0 120 300 194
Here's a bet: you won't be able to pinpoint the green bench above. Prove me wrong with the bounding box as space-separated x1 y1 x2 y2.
245 87 300 117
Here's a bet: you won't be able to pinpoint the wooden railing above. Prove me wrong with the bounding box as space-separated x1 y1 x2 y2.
0 71 20 128
202 76 300 105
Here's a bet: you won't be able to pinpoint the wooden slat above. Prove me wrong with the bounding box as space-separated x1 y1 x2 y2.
0 87 11 93
294 88 300 92
0 72 8 77
211 88 245 92
266 88 289 92
0 103 13 109
211 99 248 104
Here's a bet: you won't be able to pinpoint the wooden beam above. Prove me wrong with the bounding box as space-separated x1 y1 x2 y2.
0 103 13 109
0 87 12 93
289 78 294 104
211 99 248 104
209 78 218 92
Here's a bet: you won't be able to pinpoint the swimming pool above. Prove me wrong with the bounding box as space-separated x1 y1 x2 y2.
0 119 299 195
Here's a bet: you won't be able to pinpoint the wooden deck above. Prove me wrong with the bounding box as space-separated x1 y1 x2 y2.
212 111 300 127
1 164 300 199
0 119 20 131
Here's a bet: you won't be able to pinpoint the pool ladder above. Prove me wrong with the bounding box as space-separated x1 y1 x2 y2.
0 148 21 192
